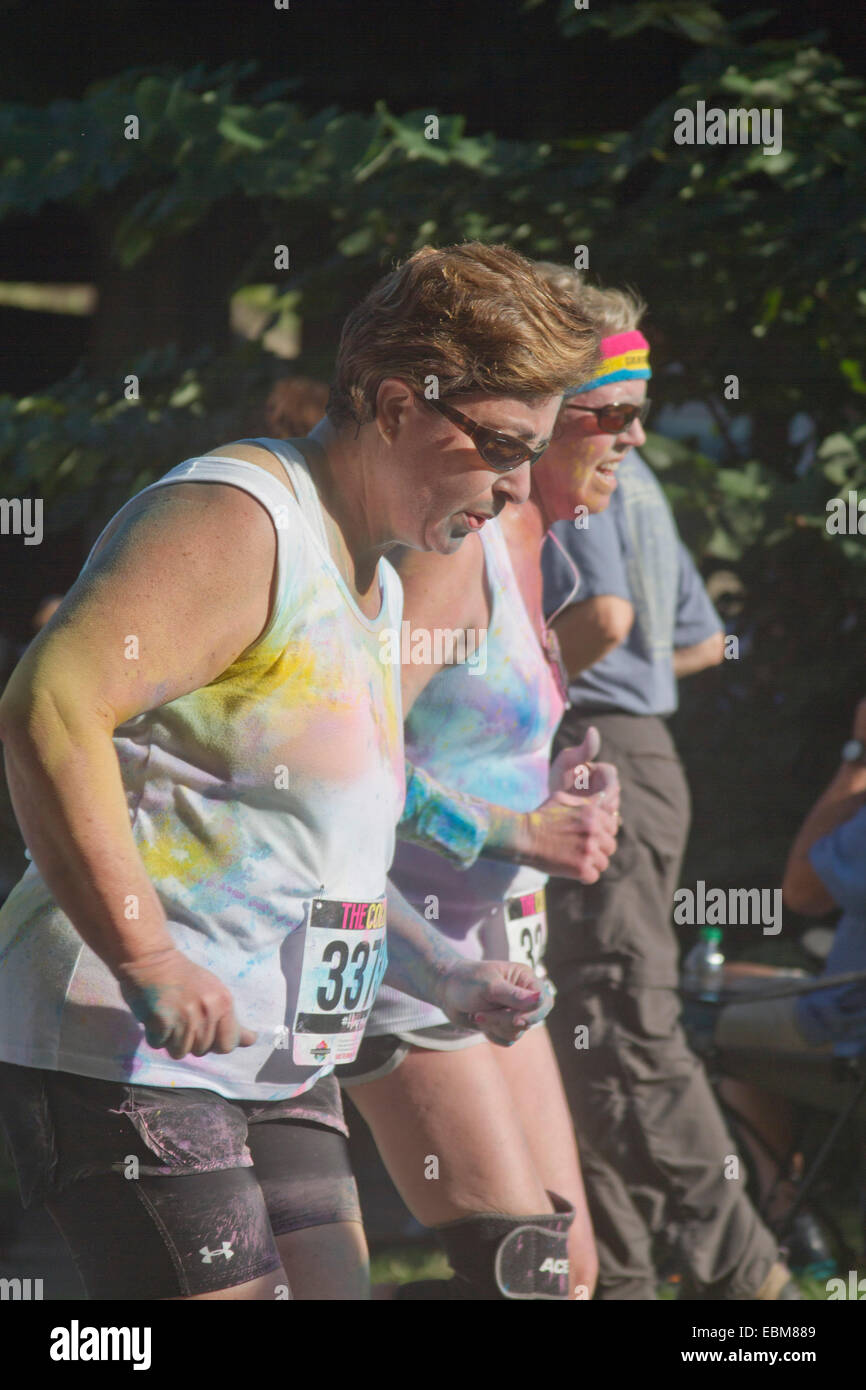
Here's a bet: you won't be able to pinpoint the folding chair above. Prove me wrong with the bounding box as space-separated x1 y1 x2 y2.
682 969 866 1259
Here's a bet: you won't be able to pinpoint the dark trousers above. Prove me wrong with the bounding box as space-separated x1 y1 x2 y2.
545 711 778 1299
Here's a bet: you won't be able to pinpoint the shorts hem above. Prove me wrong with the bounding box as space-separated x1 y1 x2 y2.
338 1044 410 1088
269 1209 364 1239
214 1252 284 1293
393 1027 486 1052
160 1253 284 1301
338 1022 487 1087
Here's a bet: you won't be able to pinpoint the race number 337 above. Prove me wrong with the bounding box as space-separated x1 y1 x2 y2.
292 898 387 1066
505 890 547 977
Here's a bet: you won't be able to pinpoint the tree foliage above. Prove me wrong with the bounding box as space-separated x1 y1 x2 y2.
0 1 863 891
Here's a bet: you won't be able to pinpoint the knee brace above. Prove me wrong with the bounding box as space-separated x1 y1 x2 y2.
394 1191 575 1300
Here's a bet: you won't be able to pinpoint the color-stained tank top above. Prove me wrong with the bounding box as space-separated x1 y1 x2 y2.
0 438 405 1098
370 515 567 1034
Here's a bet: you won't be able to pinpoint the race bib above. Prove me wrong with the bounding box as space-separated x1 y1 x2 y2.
505 889 548 978
292 898 387 1066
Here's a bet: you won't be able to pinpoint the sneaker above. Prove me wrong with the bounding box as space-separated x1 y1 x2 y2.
754 1261 803 1300
678 1260 802 1300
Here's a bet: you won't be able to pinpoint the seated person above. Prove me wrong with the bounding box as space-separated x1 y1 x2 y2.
694 697 866 1271
714 695 866 1058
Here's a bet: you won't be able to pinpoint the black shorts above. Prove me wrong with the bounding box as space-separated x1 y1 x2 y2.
0 1061 361 1300
339 1022 485 1086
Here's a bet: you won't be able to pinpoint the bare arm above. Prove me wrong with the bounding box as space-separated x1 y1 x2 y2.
672 629 725 678
0 474 280 1054
783 700 866 915
384 878 554 1044
552 596 634 678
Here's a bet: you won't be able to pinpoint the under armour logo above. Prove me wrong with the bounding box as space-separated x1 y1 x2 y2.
200 1242 235 1263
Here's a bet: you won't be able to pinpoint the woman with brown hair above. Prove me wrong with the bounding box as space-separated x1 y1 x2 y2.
0 243 599 1301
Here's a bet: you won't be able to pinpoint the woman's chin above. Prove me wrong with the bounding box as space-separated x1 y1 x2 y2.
431 520 467 553
569 485 615 517
591 485 615 510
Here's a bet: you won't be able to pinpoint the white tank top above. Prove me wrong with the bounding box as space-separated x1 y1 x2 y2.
0 438 405 1098
369 516 567 1034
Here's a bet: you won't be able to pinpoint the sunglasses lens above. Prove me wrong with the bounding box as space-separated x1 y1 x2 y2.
480 436 528 471
604 401 651 431
601 407 634 432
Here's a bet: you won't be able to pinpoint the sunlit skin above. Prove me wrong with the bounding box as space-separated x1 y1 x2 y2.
494 376 648 636
531 375 648 525
301 378 561 589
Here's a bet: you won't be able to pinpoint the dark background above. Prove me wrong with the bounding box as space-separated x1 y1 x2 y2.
1 0 864 905
2 0 865 396
0 0 865 1289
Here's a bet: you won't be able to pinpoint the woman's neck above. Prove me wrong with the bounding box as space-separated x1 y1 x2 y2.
305 419 384 595
501 491 549 564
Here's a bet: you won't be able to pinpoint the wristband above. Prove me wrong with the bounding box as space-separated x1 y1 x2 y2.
399 761 491 869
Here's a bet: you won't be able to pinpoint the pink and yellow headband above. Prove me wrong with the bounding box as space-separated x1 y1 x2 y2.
565 330 651 397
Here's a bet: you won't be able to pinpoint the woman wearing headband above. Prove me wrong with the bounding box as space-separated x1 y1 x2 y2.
337 277 653 1301
0 243 594 1301
540 270 797 1302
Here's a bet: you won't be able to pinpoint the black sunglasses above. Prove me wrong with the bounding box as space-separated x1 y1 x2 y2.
419 395 550 472
566 398 651 434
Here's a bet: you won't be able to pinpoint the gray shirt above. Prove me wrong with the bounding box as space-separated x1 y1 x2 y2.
542 451 721 716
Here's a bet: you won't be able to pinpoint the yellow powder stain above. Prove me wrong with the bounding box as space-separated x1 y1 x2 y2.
139 810 242 882
200 636 353 716
377 658 404 771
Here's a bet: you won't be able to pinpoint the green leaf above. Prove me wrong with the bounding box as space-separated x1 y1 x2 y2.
840 359 866 394
337 226 377 257
217 114 268 151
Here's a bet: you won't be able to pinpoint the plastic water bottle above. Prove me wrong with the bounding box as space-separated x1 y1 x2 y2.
682 927 725 1002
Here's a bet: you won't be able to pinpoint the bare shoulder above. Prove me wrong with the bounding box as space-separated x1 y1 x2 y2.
89 440 295 567
83 475 278 619
25 461 285 724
